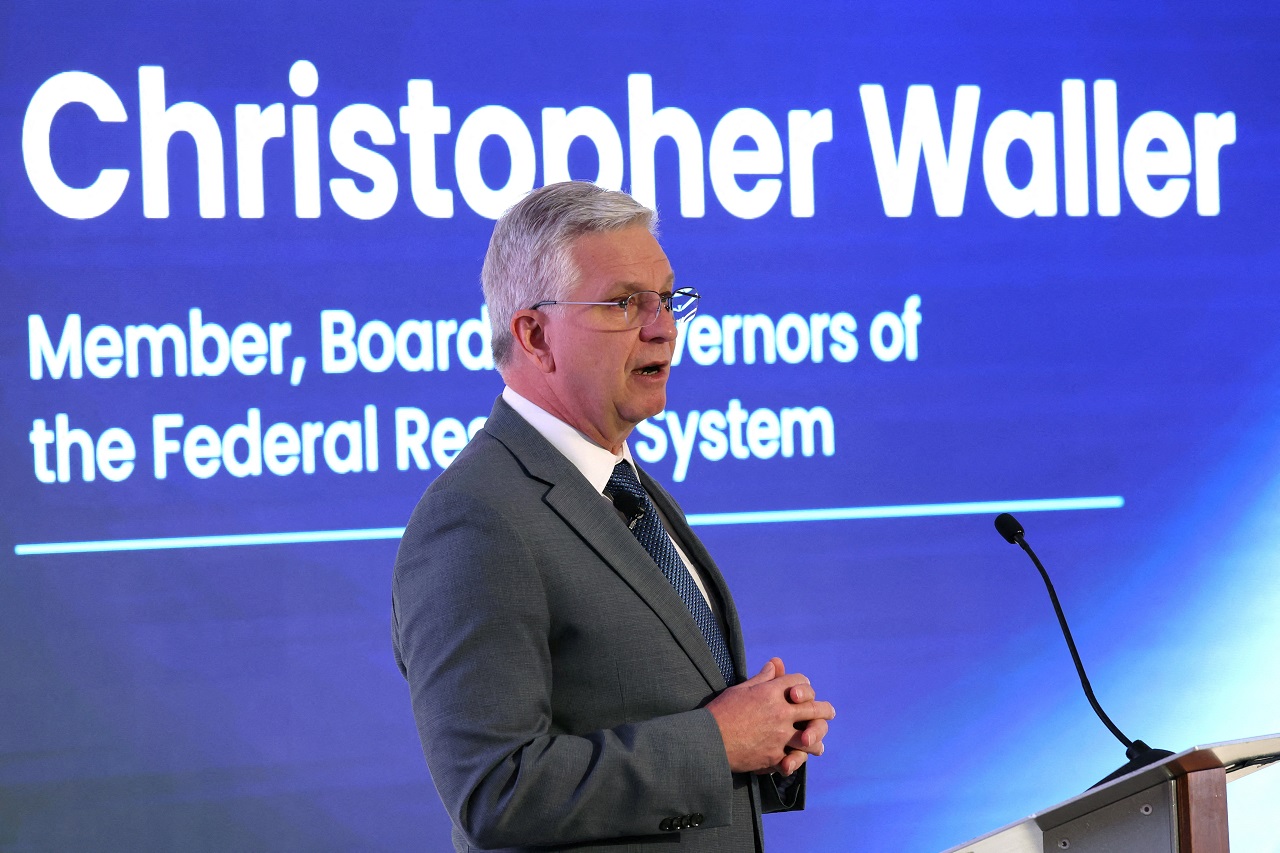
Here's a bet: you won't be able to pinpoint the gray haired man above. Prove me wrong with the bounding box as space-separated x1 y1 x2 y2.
393 181 834 851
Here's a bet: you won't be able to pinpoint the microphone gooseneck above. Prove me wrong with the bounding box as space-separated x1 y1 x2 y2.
992 513 1174 787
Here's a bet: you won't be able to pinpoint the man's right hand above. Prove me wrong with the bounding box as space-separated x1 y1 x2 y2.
705 657 835 776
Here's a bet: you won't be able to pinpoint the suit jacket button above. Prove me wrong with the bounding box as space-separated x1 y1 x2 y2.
659 818 675 832
690 813 704 827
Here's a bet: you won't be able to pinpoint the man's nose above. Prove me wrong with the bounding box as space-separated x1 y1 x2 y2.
639 303 678 341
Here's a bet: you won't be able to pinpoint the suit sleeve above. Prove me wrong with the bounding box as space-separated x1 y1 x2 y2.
392 486 735 848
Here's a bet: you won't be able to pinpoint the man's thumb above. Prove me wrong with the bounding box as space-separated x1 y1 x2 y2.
744 657 779 685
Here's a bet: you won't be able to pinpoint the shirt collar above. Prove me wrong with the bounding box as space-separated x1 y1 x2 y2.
502 386 634 494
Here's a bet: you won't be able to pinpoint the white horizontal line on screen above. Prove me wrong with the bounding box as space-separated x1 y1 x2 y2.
12 496 1123 556
685 495 1125 526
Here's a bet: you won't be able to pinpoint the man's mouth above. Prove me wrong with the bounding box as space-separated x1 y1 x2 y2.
633 362 666 376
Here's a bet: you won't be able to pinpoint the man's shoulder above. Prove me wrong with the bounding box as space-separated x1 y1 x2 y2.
396 428 538 573
422 426 527 502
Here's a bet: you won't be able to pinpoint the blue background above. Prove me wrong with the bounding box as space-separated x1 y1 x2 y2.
2 2 1278 850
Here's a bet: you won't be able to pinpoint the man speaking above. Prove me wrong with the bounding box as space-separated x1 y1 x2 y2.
392 181 835 851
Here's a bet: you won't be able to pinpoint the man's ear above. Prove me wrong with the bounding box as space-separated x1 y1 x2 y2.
511 310 556 374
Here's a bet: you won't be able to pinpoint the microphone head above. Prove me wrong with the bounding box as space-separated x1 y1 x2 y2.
606 488 645 528
994 513 1024 544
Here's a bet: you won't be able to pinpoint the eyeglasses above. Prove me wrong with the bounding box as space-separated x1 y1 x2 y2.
530 287 700 329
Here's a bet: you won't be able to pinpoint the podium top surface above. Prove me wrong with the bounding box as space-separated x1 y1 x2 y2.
940 733 1280 853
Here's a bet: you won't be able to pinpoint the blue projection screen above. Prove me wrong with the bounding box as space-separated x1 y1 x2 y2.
3 3 1279 850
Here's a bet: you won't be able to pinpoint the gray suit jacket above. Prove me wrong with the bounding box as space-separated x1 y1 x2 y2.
393 397 801 852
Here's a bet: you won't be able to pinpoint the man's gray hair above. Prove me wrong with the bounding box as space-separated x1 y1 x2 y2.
483 181 657 368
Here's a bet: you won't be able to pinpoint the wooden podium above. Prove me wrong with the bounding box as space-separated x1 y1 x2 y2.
942 734 1280 853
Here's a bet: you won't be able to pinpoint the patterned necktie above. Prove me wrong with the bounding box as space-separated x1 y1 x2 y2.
605 461 736 686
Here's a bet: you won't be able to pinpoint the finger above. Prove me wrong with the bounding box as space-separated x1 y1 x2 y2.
778 749 809 777
789 699 836 721
769 673 816 694
788 719 828 754
770 657 786 677
786 681 814 704
742 658 778 686
782 701 836 729
792 718 828 749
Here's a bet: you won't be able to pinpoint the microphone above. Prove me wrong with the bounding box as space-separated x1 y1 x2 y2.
607 488 646 531
993 513 1174 787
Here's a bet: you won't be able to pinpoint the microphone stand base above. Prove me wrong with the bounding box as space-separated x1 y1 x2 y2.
1090 740 1176 789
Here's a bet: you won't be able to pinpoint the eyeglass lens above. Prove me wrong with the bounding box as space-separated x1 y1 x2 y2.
626 290 699 327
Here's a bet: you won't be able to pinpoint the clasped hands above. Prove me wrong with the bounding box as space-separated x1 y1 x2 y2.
706 657 835 777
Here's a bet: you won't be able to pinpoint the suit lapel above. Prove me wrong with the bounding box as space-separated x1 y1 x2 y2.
482 398 729 692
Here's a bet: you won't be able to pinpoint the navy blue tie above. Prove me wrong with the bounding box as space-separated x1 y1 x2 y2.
606 461 736 686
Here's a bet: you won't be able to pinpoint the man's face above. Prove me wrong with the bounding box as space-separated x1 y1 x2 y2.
541 225 678 452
